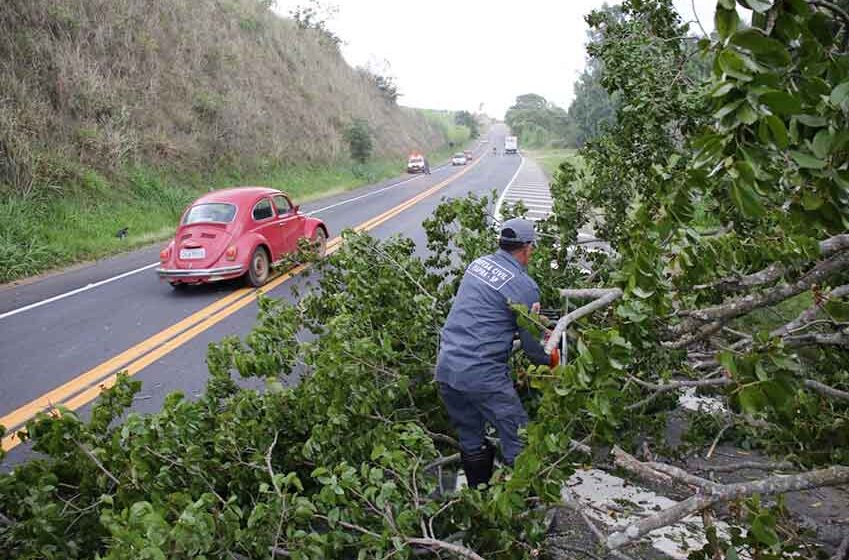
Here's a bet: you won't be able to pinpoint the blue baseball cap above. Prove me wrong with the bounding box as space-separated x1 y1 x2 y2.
499 218 536 244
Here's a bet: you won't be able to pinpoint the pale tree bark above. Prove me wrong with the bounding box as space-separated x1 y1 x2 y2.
670 250 849 344
546 288 623 353
607 453 849 550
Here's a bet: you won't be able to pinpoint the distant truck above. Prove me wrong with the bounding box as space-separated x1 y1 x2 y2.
406 152 430 174
504 136 518 154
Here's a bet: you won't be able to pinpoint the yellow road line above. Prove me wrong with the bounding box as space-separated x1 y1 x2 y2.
1 155 483 452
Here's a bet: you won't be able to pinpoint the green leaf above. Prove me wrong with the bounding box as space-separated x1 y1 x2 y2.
631 286 655 299
802 191 824 210
796 114 827 127
726 546 740 560
763 115 788 148
718 350 738 376
812 129 833 159
751 513 780 547
824 300 849 321
718 0 736 8
730 180 765 218
716 8 740 41
718 50 751 81
759 90 802 115
714 99 744 120
740 0 773 13
711 82 736 98
790 151 827 169
737 102 759 125
731 29 790 66
829 80 849 107
738 385 768 413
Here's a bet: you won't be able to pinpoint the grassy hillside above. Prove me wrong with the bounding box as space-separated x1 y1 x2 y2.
0 0 456 282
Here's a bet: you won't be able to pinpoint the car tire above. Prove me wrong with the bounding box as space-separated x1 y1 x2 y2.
311 228 327 258
247 246 270 287
169 281 188 290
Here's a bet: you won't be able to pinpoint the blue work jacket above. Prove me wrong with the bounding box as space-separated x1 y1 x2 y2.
435 249 549 392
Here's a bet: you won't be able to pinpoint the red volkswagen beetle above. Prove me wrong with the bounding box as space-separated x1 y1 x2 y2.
157 187 328 288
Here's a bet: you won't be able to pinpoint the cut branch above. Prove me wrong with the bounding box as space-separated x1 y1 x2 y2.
834 532 849 560
785 330 849 348
424 453 460 472
607 462 849 549
695 460 795 473
692 234 849 295
76 441 120 487
546 288 623 353
771 284 849 338
671 250 849 343
804 379 849 401
406 537 486 560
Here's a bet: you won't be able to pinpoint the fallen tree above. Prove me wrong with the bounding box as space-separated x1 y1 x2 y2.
2 1 849 559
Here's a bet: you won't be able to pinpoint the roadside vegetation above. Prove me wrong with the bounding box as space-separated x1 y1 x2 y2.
524 148 583 178
0 0 479 282
0 0 849 560
4 0 848 559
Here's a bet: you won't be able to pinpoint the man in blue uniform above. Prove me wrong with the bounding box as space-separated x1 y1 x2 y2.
435 218 558 488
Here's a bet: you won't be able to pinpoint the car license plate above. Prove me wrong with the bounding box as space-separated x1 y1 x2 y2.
179 248 205 260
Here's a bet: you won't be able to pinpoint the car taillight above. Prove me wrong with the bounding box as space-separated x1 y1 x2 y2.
159 247 170 261
225 246 237 261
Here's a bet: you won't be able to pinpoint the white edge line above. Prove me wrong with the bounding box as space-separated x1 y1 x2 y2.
0 151 474 321
494 154 526 223
307 162 453 216
0 262 160 321
306 173 426 215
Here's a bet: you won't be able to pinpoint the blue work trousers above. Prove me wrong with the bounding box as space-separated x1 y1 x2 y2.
438 382 529 465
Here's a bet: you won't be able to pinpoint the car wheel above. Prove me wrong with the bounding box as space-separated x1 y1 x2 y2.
247 246 270 287
311 228 327 258
169 281 188 290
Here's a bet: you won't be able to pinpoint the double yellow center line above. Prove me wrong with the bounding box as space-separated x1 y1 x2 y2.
0 156 483 452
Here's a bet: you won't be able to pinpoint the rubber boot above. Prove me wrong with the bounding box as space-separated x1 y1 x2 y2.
461 444 495 489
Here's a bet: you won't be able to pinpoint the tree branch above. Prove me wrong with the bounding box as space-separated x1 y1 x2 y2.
785 330 849 348
607 462 849 549
671 250 849 343
0 511 14 527
833 532 849 560
76 440 120 487
546 288 623 353
804 379 849 401
406 537 486 560
770 284 849 338
695 460 795 473
561 488 636 560
810 0 849 51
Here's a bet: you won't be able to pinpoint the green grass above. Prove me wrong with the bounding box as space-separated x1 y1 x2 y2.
420 110 472 146
0 147 466 283
525 148 583 178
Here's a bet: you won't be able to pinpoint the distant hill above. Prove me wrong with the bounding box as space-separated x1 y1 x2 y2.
0 0 446 195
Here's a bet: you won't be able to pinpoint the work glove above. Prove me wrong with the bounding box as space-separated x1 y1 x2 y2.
543 329 562 368
549 346 560 368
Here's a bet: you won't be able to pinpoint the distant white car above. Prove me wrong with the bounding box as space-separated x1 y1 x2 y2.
451 153 467 166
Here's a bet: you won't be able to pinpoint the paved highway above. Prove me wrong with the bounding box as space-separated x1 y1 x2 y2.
0 124 524 462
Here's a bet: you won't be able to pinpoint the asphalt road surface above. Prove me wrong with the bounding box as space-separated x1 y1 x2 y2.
0 124 523 463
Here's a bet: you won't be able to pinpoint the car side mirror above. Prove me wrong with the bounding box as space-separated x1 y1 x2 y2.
293 204 300 213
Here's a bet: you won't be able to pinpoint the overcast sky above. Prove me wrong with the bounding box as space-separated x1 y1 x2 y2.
273 0 721 118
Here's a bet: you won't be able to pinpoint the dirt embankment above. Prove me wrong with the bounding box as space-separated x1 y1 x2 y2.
0 0 446 195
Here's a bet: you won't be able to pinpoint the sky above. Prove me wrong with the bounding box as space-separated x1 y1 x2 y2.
272 0 722 118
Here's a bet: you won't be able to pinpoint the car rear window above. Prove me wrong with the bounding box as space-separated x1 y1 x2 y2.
182 203 237 225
